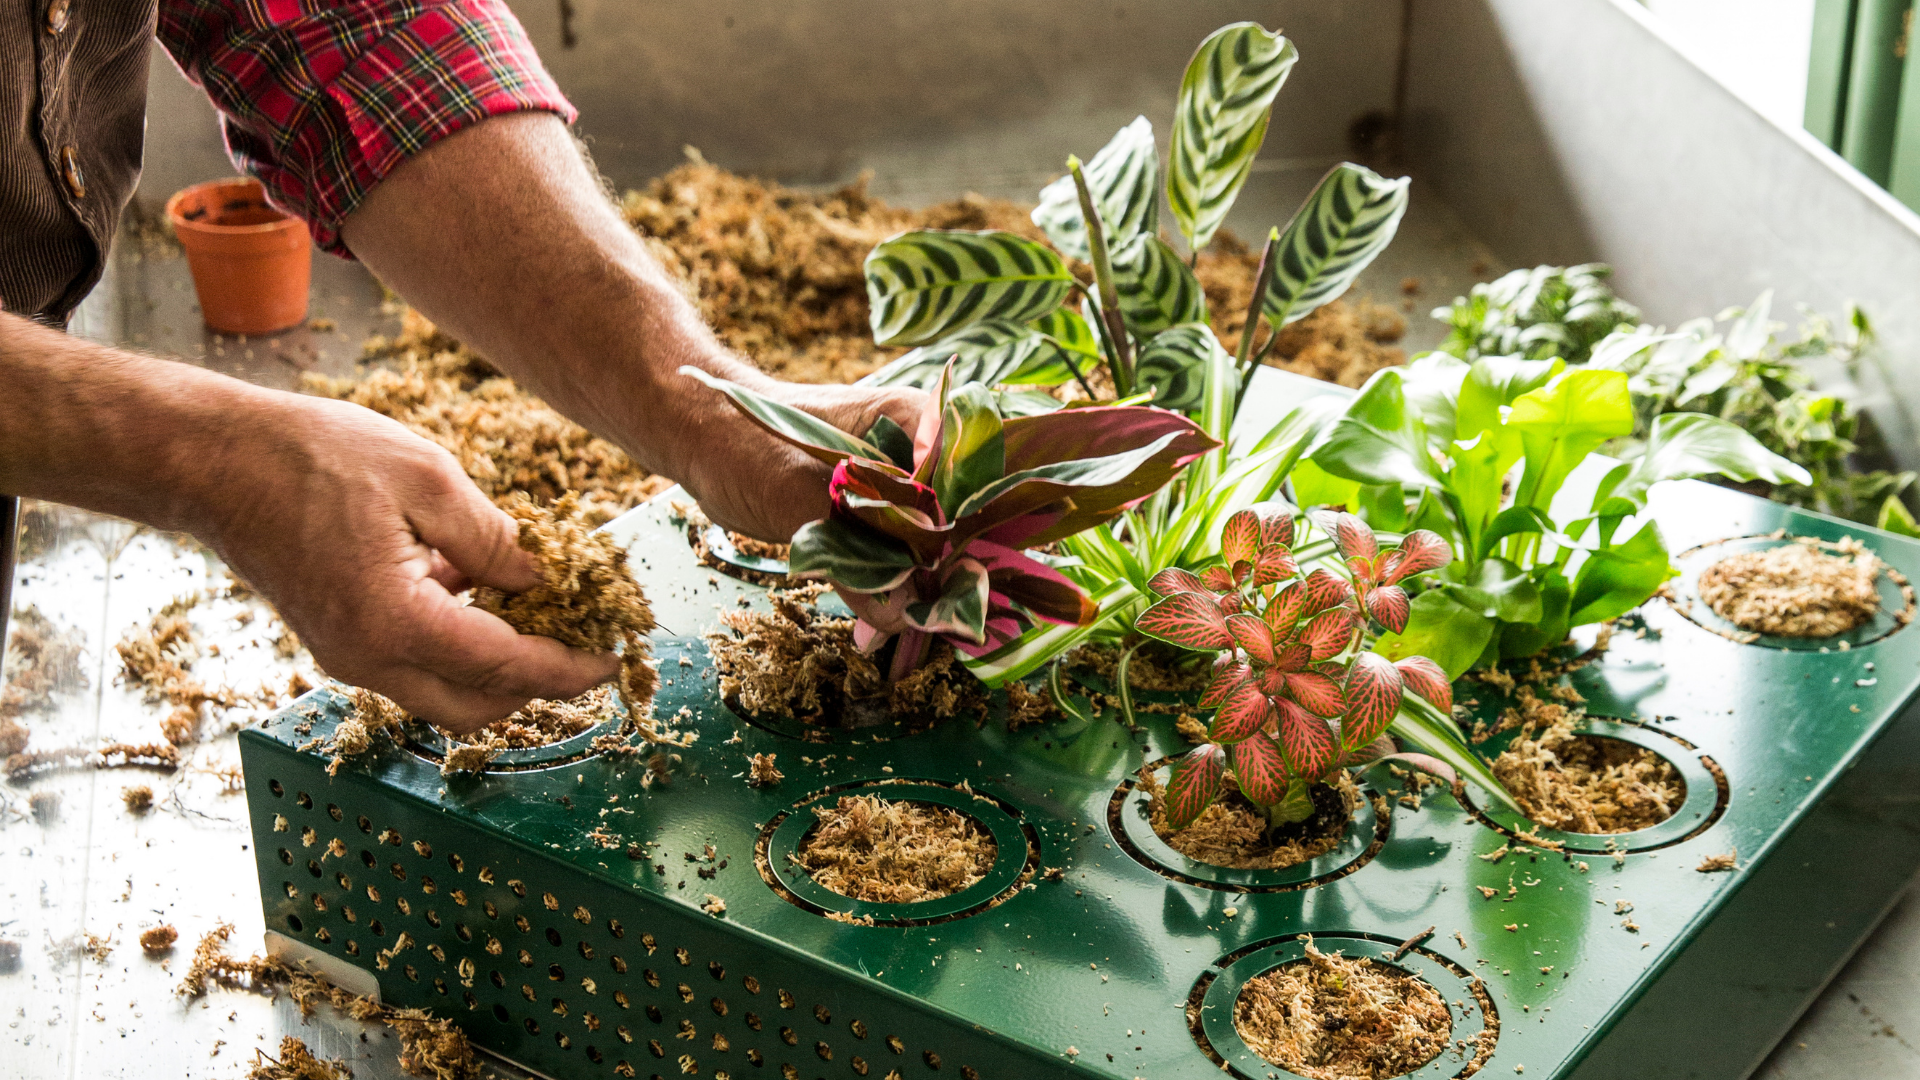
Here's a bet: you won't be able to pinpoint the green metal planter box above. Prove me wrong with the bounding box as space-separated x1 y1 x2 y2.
238 479 1920 1080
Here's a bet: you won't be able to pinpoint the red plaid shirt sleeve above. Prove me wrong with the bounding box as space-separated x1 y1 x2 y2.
157 0 577 256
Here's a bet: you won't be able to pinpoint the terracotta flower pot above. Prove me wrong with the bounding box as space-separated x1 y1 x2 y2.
164 177 311 335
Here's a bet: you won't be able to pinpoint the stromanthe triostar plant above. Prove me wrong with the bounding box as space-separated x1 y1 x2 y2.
1133 507 1521 823
681 363 1217 681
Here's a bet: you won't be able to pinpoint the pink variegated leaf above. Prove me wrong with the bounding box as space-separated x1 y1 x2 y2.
1165 745 1228 830
1199 565 1236 592
1342 652 1406 749
1218 592 1244 615
1198 658 1252 709
1384 529 1452 584
1394 655 1454 714
1252 545 1299 587
1285 671 1348 718
1346 555 1375 582
1263 581 1307 634
1256 666 1288 695
1220 509 1261 566
1136 591 1232 651
1148 567 1209 598
1259 511 1295 549
1301 568 1354 614
1210 681 1271 744
1272 642 1313 673
1312 660 1348 680
1225 614 1276 664
1312 510 1377 561
1274 698 1340 779
1230 733 1291 806
1301 607 1355 661
1232 560 1254 587
1341 735 1399 768
1365 585 1412 634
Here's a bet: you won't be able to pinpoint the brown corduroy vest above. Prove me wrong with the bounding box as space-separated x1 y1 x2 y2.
1 0 155 323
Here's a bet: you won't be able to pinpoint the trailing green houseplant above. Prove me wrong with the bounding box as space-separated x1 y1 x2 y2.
1303 357 1810 676
1132 506 1519 827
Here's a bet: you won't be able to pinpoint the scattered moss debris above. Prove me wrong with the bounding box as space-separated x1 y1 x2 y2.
1490 688 1682 834
181 923 483 1080
472 492 659 722
308 309 669 526
1696 849 1739 873
122 785 154 814
705 585 984 727
747 752 783 787
29 790 59 824
139 925 178 955
1231 937 1452 1080
3 603 88 713
1699 538 1886 638
794 795 996 904
1143 769 1361 870
247 1036 352 1080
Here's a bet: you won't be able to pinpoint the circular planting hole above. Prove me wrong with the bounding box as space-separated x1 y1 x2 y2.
1462 717 1726 855
1191 934 1496 1080
708 587 984 743
675 500 792 585
1110 758 1388 892
400 684 641 773
1667 533 1914 649
757 781 1037 926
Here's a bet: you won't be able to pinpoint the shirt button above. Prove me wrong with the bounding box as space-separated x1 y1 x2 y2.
60 146 85 199
45 0 70 34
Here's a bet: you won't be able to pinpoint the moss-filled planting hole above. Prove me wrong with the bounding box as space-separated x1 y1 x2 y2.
1492 725 1684 835
1699 536 1887 639
792 795 997 904
677 503 793 587
1144 770 1362 871
1230 941 1452 1080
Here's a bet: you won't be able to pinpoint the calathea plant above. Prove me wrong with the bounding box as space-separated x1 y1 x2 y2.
1302 357 1810 677
858 21 1409 425
681 364 1216 681
1132 507 1520 826
1434 263 1641 366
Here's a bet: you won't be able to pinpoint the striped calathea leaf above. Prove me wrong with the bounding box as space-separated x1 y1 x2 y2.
1167 23 1298 252
1132 324 1226 414
1111 235 1208 337
1262 163 1410 328
865 230 1075 347
1033 114 1160 261
684 361 1215 681
859 313 1097 392
1130 505 1511 826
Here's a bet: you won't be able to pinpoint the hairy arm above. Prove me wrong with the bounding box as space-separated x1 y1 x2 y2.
339 112 921 541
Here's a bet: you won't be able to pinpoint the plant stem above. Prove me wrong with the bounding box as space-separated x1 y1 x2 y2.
1232 228 1282 418
1068 155 1134 397
1115 641 1144 731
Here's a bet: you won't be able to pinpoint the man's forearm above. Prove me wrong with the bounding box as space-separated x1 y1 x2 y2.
0 314 281 534
338 113 761 482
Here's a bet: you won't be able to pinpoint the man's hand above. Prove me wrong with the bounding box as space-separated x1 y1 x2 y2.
0 315 614 733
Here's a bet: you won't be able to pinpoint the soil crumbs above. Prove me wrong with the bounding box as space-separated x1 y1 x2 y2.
795 794 996 904
247 1036 351 1080
705 585 985 726
1699 537 1885 638
1232 937 1452 1080
1490 687 1682 834
1145 770 1361 870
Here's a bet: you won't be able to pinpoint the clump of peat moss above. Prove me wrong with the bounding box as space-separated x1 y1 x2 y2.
1143 769 1361 871
122 785 154 814
747 752 783 787
472 492 658 719
1489 687 1682 834
139 925 177 955
705 585 985 726
3 603 88 710
794 795 997 904
1232 938 1452 1080
247 1036 352 1080
1699 537 1886 638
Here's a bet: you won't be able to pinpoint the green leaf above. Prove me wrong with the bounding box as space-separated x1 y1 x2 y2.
862 319 1083 390
1477 505 1554 561
1506 369 1634 510
1441 558 1543 623
1880 496 1920 539
1289 458 1362 510
1033 307 1101 360
865 230 1074 347
1400 352 1469 446
1033 115 1159 261
1111 235 1207 337
1312 369 1443 491
1605 411 1813 513
1270 778 1317 824
1132 324 1220 412
1446 431 1520 555
932 382 1006 514
864 415 916 471
787 518 917 593
1567 519 1673 626
1391 693 1524 814
1263 163 1411 328
1455 355 1565 442
1498 569 1572 658
680 366 896 469
1374 587 1495 680
1167 23 1297 251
